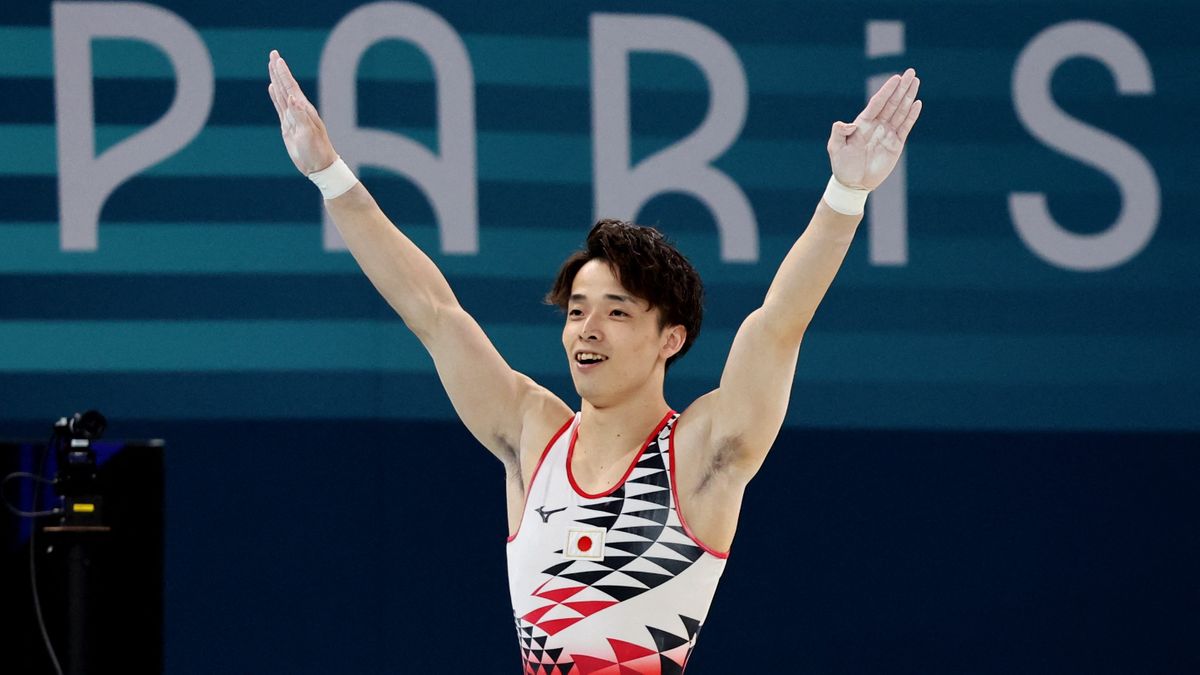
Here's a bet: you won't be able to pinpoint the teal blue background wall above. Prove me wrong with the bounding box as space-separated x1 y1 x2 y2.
1 1 1197 672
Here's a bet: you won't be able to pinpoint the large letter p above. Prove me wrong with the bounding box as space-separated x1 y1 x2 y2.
53 1 213 251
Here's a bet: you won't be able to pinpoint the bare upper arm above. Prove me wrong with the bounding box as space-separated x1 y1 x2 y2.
419 303 571 468
689 307 801 480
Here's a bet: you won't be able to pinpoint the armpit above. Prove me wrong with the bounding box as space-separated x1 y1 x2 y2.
695 435 742 494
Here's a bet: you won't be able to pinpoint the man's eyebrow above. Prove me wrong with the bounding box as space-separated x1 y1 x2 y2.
569 293 633 303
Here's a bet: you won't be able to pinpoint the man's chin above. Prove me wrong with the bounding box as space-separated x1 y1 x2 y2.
573 381 612 408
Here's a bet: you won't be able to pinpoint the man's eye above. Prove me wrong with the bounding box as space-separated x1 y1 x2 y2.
610 310 627 317
568 309 582 317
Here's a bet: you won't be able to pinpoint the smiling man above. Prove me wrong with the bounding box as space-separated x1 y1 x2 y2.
268 49 920 674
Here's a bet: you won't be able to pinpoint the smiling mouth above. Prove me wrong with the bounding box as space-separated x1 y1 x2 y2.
574 352 609 366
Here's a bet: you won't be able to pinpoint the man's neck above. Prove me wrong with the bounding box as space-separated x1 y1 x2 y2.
577 392 672 463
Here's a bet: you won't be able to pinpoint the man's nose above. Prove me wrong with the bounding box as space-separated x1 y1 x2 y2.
580 316 601 341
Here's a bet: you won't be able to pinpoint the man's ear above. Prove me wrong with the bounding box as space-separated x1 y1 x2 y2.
661 324 686 360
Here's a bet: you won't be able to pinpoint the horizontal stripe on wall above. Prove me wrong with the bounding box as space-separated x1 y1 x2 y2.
0 125 1182 202
0 273 1194 338
1 221 1196 293
3 4 1198 51
0 371 1194 432
0 320 1193 387
3 171 1177 247
0 76 1170 151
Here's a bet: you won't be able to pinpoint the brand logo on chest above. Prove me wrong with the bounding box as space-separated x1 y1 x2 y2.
535 505 566 523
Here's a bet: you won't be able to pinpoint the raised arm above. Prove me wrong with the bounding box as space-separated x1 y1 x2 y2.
266 51 569 468
688 68 923 477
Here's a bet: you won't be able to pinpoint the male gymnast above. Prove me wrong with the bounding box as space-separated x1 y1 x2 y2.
267 50 921 673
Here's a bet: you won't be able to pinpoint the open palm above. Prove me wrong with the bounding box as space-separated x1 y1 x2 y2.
267 50 337 175
828 68 922 191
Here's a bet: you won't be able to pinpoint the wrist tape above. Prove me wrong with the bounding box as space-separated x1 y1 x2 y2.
822 175 870 215
307 157 359 200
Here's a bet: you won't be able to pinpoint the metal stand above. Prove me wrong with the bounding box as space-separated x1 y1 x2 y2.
42 525 110 675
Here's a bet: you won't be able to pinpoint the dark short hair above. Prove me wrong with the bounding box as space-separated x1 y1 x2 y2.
545 219 704 370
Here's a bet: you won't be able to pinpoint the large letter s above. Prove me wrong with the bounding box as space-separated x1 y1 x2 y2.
1010 21 1158 271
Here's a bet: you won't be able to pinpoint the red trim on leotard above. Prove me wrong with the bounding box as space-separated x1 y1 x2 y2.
507 414 576 543
669 416 731 559
567 410 674 499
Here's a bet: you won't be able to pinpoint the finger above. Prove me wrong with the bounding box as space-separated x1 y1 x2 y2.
296 93 325 133
275 56 309 105
859 74 900 121
287 92 320 134
267 83 281 123
267 83 287 125
827 121 856 154
286 94 303 131
888 76 920 128
897 99 923 143
294 95 324 132
275 59 294 96
877 68 915 126
268 50 282 92
274 55 293 93
267 53 289 121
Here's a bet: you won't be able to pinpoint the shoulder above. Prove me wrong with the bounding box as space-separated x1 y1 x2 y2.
515 391 574 487
504 375 571 452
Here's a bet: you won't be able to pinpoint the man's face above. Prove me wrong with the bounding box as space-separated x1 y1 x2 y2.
562 259 680 406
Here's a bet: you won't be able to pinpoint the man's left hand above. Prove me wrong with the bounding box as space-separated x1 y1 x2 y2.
827 68 923 190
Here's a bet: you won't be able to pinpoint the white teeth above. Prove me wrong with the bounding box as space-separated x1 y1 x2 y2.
576 352 607 363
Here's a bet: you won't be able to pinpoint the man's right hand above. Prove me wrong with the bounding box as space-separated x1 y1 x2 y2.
267 50 338 175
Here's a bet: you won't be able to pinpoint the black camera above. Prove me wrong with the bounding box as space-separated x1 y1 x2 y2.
52 410 107 524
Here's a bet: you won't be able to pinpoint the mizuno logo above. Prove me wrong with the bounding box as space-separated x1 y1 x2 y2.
536 505 567 523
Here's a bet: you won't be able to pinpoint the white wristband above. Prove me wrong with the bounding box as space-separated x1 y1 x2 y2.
822 175 870 215
307 157 359 200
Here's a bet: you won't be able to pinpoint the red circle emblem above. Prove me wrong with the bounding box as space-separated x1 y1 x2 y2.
577 535 593 552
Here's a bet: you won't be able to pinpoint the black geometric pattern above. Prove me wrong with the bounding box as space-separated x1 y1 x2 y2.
540 416 703 604
646 614 704 675
515 614 576 675
513 414 724 673
516 611 704 675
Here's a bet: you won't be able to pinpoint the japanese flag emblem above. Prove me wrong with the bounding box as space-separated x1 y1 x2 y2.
565 528 605 560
